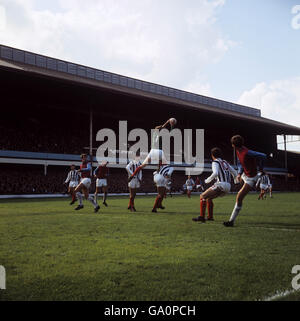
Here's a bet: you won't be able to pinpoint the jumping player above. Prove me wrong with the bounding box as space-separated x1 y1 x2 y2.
94 160 109 207
64 164 80 205
256 171 270 200
223 135 267 227
185 175 195 198
128 118 176 182
192 147 238 223
74 154 100 213
126 153 142 212
152 162 174 213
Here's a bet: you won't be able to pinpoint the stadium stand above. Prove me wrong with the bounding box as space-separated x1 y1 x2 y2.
1 44 300 196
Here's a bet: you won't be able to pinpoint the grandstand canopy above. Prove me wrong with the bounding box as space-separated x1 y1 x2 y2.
1 44 300 137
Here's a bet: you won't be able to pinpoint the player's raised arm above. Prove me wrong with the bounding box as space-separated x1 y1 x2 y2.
93 166 99 177
247 150 267 171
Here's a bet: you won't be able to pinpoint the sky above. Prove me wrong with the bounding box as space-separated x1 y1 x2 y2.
0 0 300 151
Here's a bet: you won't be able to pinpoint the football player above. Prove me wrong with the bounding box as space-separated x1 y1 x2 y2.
256 171 270 200
94 160 109 207
192 147 238 223
126 152 142 212
128 118 176 182
185 175 195 198
74 154 100 213
64 164 80 205
223 135 266 227
152 162 174 213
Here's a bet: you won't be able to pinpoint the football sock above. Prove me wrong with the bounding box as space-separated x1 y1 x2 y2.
129 196 134 208
94 193 98 203
88 195 97 208
103 192 107 202
76 192 83 205
200 199 207 218
71 193 76 202
207 200 213 218
229 203 242 222
153 195 161 210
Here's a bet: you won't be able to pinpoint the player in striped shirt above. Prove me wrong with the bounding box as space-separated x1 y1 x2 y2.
74 154 100 213
64 164 80 205
185 176 195 198
128 118 175 183
126 153 142 212
223 135 266 227
192 147 238 223
256 171 270 200
94 160 109 207
152 162 174 213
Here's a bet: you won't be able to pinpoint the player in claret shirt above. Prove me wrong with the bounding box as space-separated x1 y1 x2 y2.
74 154 100 213
94 160 109 207
223 135 266 227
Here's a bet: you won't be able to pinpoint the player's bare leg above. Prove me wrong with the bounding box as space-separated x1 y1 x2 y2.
102 186 108 206
128 188 137 212
68 186 77 205
224 183 252 227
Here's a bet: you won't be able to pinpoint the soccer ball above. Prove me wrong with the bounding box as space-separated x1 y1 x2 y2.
169 118 177 126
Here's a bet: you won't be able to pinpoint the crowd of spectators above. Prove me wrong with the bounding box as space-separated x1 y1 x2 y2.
0 165 188 195
1 164 299 195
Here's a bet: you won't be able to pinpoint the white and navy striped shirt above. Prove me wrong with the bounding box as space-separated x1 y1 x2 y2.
256 174 270 187
186 178 195 187
205 158 237 184
65 170 80 184
158 164 174 178
126 160 142 180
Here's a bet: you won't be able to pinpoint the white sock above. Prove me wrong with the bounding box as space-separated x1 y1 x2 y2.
76 192 83 205
229 203 242 222
94 193 98 203
88 195 97 208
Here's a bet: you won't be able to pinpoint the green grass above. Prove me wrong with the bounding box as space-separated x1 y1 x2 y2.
0 193 300 301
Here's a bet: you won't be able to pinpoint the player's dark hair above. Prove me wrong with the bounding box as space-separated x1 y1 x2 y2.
231 135 244 148
80 153 87 158
211 147 223 159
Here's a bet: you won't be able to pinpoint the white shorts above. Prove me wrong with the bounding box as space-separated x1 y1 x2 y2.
128 178 141 189
211 182 231 195
242 173 259 188
80 177 91 189
69 181 78 188
96 178 107 188
143 149 167 165
269 184 272 189
187 186 193 191
260 184 268 191
154 174 167 187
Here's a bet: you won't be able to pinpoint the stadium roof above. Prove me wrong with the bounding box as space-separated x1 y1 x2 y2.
1 44 300 136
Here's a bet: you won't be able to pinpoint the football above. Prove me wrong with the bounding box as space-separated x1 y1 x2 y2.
169 118 177 126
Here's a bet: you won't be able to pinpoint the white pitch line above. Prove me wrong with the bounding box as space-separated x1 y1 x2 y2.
246 226 300 232
260 289 298 301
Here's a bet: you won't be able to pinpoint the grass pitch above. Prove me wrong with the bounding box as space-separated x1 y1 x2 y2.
0 193 300 301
